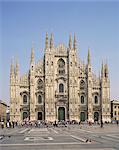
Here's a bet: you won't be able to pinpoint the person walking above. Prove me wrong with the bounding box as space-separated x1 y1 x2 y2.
116 120 118 126
101 120 103 128
12 121 15 128
1 121 4 129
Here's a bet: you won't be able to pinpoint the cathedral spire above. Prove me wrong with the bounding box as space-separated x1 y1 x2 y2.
30 43 34 64
99 70 101 81
105 62 109 78
15 57 19 76
101 61 104 78
45 32 48 50
10 58 14 76
73 33 77 50
10 58 15 84
69 34 72 49
15 57 20 83
105 61 108 72
50 33 54 49
87 47 91 64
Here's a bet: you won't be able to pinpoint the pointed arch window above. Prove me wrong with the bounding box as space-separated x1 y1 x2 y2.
38 95 42 104
59 83 64 93
81 95 85 104
23 95 27 104
57 58 65 75
94 95 98 104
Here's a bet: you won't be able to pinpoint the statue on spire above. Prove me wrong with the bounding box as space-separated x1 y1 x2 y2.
16 57 19 76
10 58 14 76
15 57 20 83
101 61 104 78
50 33 54 49
10 57 15 83
30 44 34 64
87 48 91 64
105 62 108 78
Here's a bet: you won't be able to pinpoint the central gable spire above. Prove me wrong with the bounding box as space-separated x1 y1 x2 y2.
87 47 91 64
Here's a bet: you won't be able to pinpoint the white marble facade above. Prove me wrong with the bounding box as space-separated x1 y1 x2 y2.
10 33 111 123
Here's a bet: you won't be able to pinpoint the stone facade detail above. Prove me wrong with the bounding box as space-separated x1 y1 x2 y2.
10 34 111 123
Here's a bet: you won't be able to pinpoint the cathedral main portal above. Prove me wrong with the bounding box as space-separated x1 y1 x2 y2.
58 107 65 121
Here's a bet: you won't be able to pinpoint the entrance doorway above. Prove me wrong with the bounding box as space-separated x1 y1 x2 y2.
94 112 99 121
38 112 42 120
80 112 85 121
23 112 28 120
58 107 65 121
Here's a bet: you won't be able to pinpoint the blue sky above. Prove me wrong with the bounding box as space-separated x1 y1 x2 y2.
0 1 119 104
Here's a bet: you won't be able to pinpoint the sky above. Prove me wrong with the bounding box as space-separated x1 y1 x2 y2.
0 1 119 104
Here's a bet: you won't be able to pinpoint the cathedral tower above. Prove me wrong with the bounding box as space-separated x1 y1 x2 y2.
14 58 20 121
68 34 79 121
44 33 56 121
29 46 35 120
86 48 93 122
101 62 111 122
10 34 111 123
10 59 15 121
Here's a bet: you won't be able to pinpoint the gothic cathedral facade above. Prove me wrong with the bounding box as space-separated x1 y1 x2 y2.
10 34 111 123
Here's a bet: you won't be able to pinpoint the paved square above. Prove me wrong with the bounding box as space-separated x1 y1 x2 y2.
0 124 119 150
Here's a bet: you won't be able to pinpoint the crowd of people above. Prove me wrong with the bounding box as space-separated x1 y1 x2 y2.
0 119 118 129
0 120 78 129
0 120 18 129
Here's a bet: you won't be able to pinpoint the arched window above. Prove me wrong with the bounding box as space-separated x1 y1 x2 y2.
80 80 85 90
58 58 65 68
23 95 27 104
59 83 64 93
38 95 42 104
37 79 43 89
81 95 84 104
57 58 65 75
94 95 98 104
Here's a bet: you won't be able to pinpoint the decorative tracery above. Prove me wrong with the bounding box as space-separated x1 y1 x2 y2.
38 95 42 104
37 79 43 89
80 80 85 90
